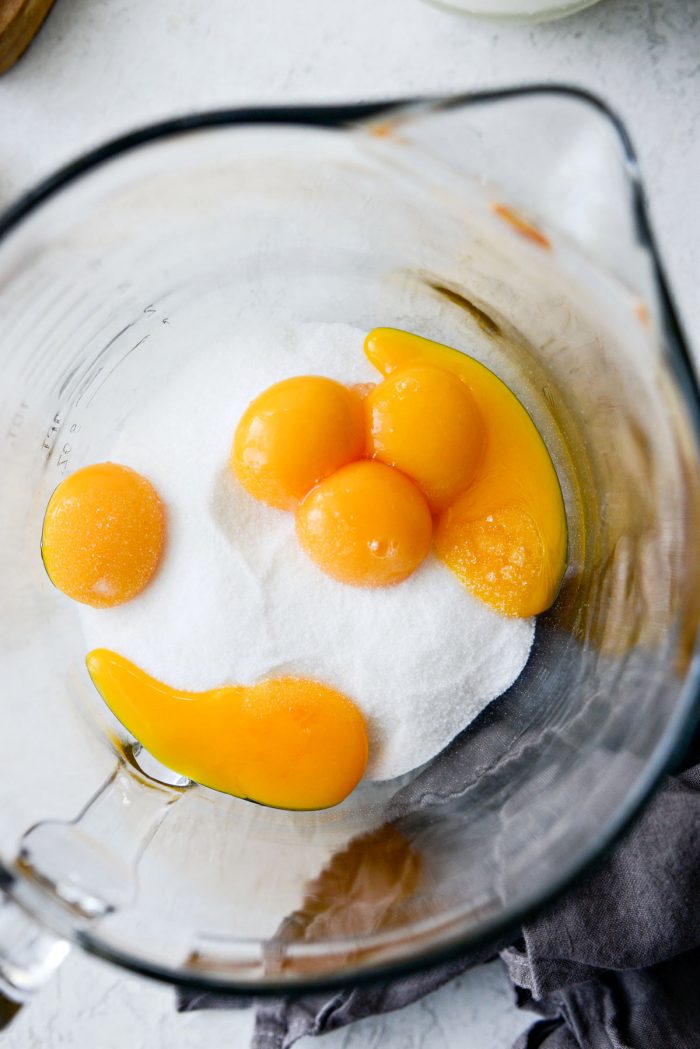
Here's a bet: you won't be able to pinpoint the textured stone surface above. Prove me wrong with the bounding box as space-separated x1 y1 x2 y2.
3 951 529 1048
1 0 698 1044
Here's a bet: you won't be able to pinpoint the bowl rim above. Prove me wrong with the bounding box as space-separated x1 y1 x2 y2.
2 83 699 997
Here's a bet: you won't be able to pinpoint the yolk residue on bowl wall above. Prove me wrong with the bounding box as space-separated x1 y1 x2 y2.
364 329 567 618
87 648 368 810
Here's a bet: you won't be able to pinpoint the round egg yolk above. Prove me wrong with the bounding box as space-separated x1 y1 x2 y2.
365 364 484 513
87 649 368 810
231 376 365 510
296 460 432 588
41 462 165 608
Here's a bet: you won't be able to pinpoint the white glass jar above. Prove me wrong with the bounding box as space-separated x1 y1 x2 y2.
429 0 604 21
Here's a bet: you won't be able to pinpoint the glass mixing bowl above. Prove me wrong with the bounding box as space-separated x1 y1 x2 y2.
0 87 699 1011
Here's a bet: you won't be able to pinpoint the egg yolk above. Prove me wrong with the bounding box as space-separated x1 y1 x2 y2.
296 460 432 588
87 649 368 810
41 462 166 608
231 375 365 510
365 364 484 513
365 328 567 617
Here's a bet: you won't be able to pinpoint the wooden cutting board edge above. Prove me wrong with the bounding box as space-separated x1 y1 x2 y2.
0 0 57 76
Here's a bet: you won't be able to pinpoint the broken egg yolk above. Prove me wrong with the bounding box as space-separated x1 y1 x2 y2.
365 364 483 513
231 375 365 510
296 460 433 588
87 649 368 810
364 328 567 618
41 462 165 608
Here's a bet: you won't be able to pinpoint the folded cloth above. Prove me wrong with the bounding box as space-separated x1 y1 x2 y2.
178 741 700 1049
504 755 700 1049
178 947 502 1049
247 950 495 1049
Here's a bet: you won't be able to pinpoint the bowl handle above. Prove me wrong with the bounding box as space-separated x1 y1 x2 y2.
0 748 188 1024
0 881 70 1026
18 750 188 918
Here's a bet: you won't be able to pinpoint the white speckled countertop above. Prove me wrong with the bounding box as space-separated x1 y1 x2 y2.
1 0 698 1045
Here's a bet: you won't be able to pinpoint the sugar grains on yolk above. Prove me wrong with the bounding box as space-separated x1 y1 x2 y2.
296 460 432 588
41 462 165 608
87 649 368 810
231 376 365 510
351 381 376 400
436 495 552 618
365 328 567 617
366 364 484 513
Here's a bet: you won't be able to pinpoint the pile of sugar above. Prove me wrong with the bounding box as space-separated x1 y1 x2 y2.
79 322 534 781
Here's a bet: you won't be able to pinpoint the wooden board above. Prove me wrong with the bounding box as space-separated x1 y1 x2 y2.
0 0 56 75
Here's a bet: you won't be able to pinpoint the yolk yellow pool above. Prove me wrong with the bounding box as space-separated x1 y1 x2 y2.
364 328 567 618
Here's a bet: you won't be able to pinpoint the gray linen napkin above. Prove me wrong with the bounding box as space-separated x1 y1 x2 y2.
178 717 700 1049
503 755 700 1049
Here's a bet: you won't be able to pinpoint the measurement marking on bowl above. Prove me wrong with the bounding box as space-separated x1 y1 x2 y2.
45 292 130 398
5 402 29 444
84 334 151 407
42 412 62 453
71 323 138 406
24 290 94 388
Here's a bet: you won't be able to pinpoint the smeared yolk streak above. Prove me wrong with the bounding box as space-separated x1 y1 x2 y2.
492 203 551 250
364 329 567 618
87 649 368 810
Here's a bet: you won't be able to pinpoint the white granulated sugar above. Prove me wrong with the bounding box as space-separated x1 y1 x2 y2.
79 322 534 781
